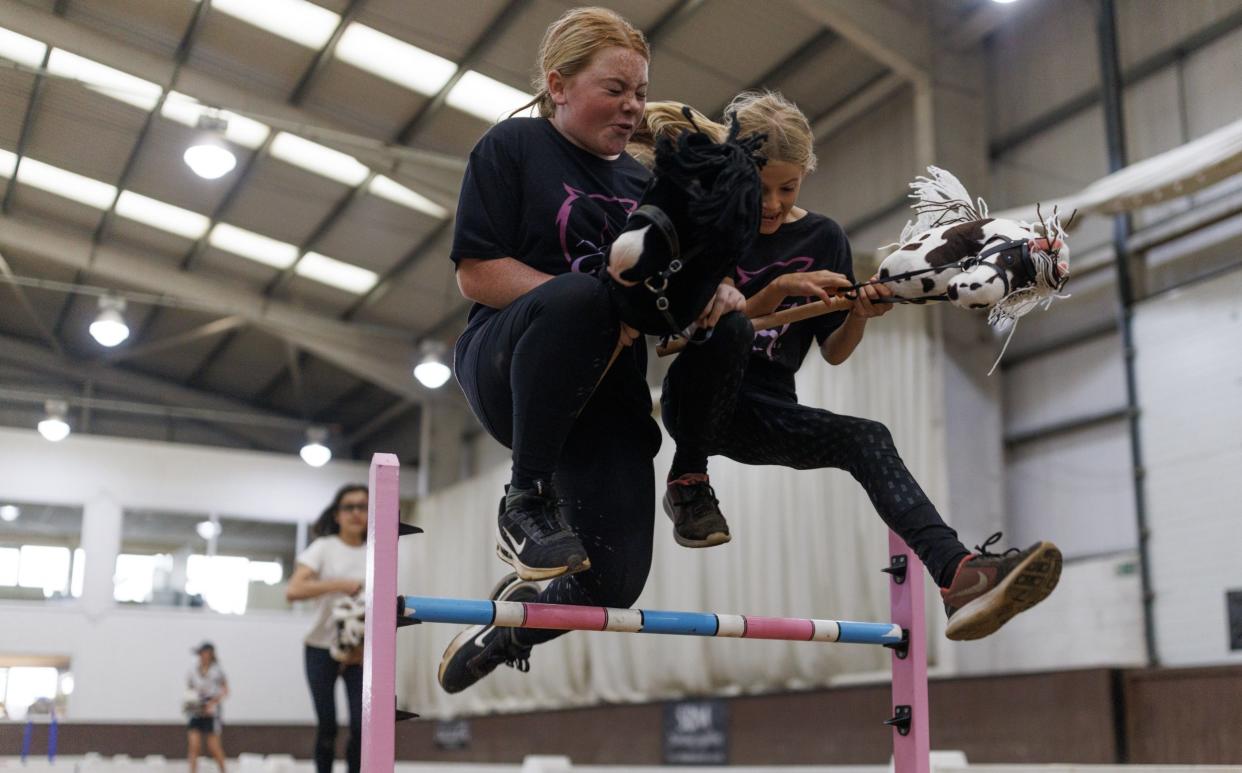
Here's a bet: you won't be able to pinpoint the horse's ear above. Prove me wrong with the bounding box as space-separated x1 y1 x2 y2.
680 104 700 133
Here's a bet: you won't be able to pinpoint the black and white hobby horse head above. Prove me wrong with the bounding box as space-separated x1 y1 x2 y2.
877 167 1074 371
604 110 764 336
330 592 365 662
877 166 1075 371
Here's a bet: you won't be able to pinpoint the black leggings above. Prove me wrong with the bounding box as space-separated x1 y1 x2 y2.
662 333 970 587
455 273 662 645
304 645 361 773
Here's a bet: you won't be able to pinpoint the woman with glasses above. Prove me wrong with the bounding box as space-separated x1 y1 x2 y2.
286 484 368 773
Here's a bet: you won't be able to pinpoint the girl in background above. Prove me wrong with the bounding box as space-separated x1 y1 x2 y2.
286 484 367 773
185 641 228 773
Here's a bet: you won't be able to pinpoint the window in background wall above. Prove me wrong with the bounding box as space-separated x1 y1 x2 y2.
117 510 297 614
0 547 18 586
0 502 84 602
0 657 71 721
114 553 173 603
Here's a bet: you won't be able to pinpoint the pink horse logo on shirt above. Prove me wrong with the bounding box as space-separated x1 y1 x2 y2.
736 256 815 360
556 183 639 273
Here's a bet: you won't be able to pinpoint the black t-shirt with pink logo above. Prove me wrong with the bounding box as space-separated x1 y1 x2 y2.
450 117 650 323
734 211 855 400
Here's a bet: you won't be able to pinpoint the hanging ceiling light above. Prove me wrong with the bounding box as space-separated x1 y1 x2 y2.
0 504 19 522
413 340 451 389
195 520 221 540
183 113 237 180
37 400 71 442
89 295 130 348
300 426 332 467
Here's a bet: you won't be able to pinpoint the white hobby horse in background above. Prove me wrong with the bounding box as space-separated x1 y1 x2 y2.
874 166 1075 371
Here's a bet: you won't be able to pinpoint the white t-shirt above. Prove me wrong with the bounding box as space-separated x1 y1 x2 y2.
186 662 227 719
296 535 367 648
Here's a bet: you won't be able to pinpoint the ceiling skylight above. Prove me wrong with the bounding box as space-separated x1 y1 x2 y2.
17 158 117 209
270 132 369 186
447 71 535 124
46 49 162 111
202 0 340 50
208 223 299 269
0 145 383 293
335 23 457 95
296 252 378 294
369 175 447 219
162 92 271 149
0 148 18 178
115 191 210 240
0 26 48 68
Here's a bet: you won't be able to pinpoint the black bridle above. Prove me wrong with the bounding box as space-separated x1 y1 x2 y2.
627 203 709 333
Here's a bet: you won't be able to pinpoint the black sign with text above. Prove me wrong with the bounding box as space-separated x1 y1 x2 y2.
662 699 728 765
1228 590 1242 651
434 718 471 750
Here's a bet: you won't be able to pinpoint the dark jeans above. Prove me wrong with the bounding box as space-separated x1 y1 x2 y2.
455 272 662 645
304 645 361 773
663 359 971 588
660 311 754 477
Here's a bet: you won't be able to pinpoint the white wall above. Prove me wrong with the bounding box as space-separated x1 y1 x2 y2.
1134 269 1242 666
0 428 418 722
5 604 316 723
952 552 1146 674
939 309 1006 549
0 427 405 521
982 0 1242 672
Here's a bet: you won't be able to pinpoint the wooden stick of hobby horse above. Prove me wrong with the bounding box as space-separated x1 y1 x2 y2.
656 296 853 357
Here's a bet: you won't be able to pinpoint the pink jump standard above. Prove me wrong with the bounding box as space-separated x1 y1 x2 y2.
361 453 931 771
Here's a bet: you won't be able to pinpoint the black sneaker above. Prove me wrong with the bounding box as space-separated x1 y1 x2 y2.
438 573 539 694
942 532 1062 641
496 480 590 581
663 473 731 548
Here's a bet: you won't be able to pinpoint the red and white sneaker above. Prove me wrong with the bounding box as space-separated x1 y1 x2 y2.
663 473 731 548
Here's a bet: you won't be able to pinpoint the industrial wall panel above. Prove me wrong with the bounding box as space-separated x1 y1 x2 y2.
1002 272 1120 359
1183 25 1242 137
1116 0 1242 71
987 0 1101 139
952 553 1145 676
1003 331 1126 438
806 89 916 229
1134 269 1242 666
1007 420 1138 559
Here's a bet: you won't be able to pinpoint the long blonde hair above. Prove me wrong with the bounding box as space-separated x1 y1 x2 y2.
725 90 817 173
625 101 727 168
512 7 649 120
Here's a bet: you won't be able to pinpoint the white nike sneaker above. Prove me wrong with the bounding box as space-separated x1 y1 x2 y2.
437 573 538 694
495 481 590 581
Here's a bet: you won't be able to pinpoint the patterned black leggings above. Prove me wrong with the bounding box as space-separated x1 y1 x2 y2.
662 322 970 587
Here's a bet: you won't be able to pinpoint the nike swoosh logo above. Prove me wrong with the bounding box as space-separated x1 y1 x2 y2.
472 627 494 648
946 572 990 602
503 526 527 553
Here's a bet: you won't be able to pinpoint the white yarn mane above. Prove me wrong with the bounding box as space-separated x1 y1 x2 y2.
892 166 991 246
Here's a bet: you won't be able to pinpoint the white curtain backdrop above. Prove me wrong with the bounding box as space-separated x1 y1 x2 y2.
397 307 948 717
